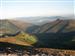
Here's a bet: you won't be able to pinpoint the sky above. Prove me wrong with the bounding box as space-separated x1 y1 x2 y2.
0 0 74 19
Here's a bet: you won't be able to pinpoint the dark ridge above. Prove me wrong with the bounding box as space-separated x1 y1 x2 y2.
0 42 32 50
32 31 75 50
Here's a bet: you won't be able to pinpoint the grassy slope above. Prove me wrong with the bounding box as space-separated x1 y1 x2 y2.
0 32 37 46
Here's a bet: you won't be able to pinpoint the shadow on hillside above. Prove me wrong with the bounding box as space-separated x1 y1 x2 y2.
0 31 75 50
25 21 75 50
0 42 31 50
25 20 62 33
32 31 75 50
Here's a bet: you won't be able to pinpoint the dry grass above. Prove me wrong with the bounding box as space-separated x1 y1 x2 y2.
0 37 32 46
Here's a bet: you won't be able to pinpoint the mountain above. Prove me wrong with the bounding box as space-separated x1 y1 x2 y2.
14 16 74 25
0 20 37 47
0 20 20 35
8 20 33 31
0 19 75 49
26 19 75 33
25 19 75 49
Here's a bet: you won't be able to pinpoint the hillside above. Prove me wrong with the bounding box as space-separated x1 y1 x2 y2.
0 19 75 49
25 19 75 49
8 20 33 31
0 20 37 47
0 32 37 47
62 20 75 32
26 19 75 33
0 20 20 35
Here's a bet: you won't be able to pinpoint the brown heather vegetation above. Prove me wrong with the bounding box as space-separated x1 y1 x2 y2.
0 37 32 46
0 32 37 46
34 48 75 56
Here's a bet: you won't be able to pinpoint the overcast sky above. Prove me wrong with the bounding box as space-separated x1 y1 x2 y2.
0 0 74 19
